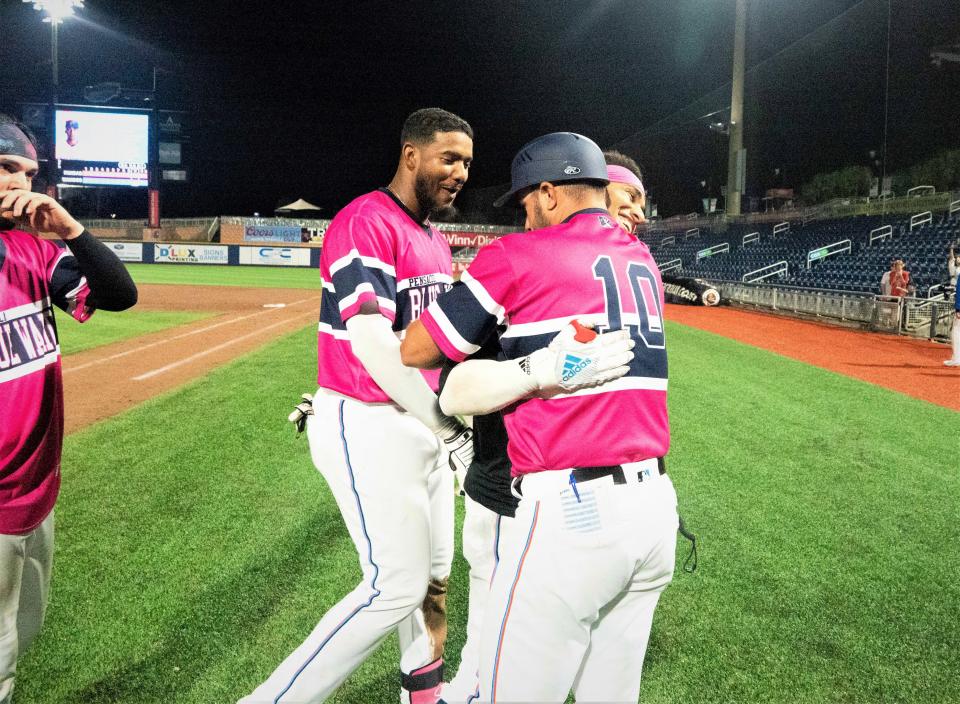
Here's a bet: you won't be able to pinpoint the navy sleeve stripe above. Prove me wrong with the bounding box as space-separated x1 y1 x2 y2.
434 282 499 350
48 253 87 313
330 260 396 309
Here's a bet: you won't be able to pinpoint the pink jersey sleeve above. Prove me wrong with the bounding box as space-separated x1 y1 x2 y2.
322 214 398 323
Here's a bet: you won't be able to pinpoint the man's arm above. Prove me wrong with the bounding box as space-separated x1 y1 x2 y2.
439 323 634 416
400 318 445 369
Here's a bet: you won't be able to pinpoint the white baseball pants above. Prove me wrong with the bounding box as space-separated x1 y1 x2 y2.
0 512 53 704
240 388 454 704
476 461 678 703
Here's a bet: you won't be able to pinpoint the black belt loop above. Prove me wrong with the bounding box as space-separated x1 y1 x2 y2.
658 456 666 475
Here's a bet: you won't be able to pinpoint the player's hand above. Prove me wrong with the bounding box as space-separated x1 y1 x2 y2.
522 319 635 394
0 189 84 240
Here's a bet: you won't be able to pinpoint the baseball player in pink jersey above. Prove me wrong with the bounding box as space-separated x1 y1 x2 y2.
240 109 475 704
402 132 678 703
0 114 137 704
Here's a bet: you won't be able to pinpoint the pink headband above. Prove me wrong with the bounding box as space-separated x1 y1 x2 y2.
606 165 645 197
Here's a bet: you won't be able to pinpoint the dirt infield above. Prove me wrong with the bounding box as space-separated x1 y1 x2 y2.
62 284 317 433
666 303 959 411
62 286 956 435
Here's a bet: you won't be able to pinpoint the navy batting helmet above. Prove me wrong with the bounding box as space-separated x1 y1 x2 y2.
493 132 609 207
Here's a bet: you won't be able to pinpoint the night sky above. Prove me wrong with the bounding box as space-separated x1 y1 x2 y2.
1 0 958 222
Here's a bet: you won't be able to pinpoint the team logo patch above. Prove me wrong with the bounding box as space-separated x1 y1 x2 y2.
564 165 581 175
598 215 614 228
561 353 592 382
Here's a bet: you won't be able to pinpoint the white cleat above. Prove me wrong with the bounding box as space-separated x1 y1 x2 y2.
944 359 960 366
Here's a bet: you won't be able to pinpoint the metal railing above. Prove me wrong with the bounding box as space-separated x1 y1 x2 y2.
684 228 700 240
773 221 790 237
950 199 960 217
807 239 851 268
869 225 893 245
659 258 682 273
720 283 954 341
696 242 729 261
742 260 788 283
660 235 676 247
906 185 936 198
909 211 932 231
742 231 760 246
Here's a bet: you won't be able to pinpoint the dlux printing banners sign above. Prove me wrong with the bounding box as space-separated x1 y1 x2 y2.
154 244 228 264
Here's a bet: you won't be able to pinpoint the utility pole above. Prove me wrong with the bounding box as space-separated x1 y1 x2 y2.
725 0 747 215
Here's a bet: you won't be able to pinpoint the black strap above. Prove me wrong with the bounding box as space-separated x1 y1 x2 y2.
400 658 444 693
64 230 137 311
678 515 698 573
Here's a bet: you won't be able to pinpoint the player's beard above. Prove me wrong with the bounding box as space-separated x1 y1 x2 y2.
414 172 446 220
526 198 550 231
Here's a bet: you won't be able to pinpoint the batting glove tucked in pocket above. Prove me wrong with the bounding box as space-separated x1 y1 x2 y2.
287 393 314 436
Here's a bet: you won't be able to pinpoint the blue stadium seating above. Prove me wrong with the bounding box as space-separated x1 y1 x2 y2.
644 211 959 296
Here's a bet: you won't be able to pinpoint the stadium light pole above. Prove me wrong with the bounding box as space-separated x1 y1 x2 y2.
22 0 84 99
725 0 747 216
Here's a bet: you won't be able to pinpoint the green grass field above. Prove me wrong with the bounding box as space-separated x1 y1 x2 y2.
16 319 960 703
126 263 321 289
59 310 213 355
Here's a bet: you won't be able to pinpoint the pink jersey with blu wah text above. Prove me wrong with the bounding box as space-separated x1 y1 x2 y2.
317 189 453 403
420 209 669 475
0 230 93 535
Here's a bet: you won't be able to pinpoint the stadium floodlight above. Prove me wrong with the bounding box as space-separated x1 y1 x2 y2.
23 0 83 96
22 0 84 24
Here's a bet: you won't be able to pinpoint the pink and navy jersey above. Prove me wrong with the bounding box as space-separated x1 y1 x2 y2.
420 209 669 476
0 229 94 535
317 189 454 403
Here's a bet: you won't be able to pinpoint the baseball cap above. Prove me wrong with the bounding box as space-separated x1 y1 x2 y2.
493 132 609 207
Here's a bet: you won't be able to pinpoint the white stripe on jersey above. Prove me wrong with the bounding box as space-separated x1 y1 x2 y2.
318 322 351 340
0 297 51 323
0 348 60 384
427 302 480 357
502 312 656 338
63 276 88 303
328 249 397 278
336 285 397 316
460 270 506 324
553 376 668 398
396 273 454 292
321 279 336 294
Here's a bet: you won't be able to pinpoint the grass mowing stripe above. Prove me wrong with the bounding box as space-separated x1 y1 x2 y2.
126 263 321 289
59 310 213 355
16 321 959 703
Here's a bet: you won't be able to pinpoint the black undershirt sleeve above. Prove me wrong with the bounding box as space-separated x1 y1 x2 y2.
64 230 138 311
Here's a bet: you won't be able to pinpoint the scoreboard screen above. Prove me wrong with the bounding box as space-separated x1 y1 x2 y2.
55 107 150 188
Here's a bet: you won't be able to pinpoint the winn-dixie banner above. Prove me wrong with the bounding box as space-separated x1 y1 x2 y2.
441 231 503 248
243 222 303 243
661 275 721 306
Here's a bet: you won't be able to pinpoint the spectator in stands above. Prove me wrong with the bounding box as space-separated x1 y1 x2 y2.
879 259 894 296
300 226 310 243
890 259 910 298
948 245 959 290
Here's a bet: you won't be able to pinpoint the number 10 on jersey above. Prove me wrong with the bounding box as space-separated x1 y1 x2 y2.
592 255 665 348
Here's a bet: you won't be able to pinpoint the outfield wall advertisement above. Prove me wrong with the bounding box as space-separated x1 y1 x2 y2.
442 232 502 248
243 223 303 243
238 246 312 267
154 244 229 264
104 241 144 262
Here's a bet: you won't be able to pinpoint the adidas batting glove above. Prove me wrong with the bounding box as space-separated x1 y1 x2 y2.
520 320 635 394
